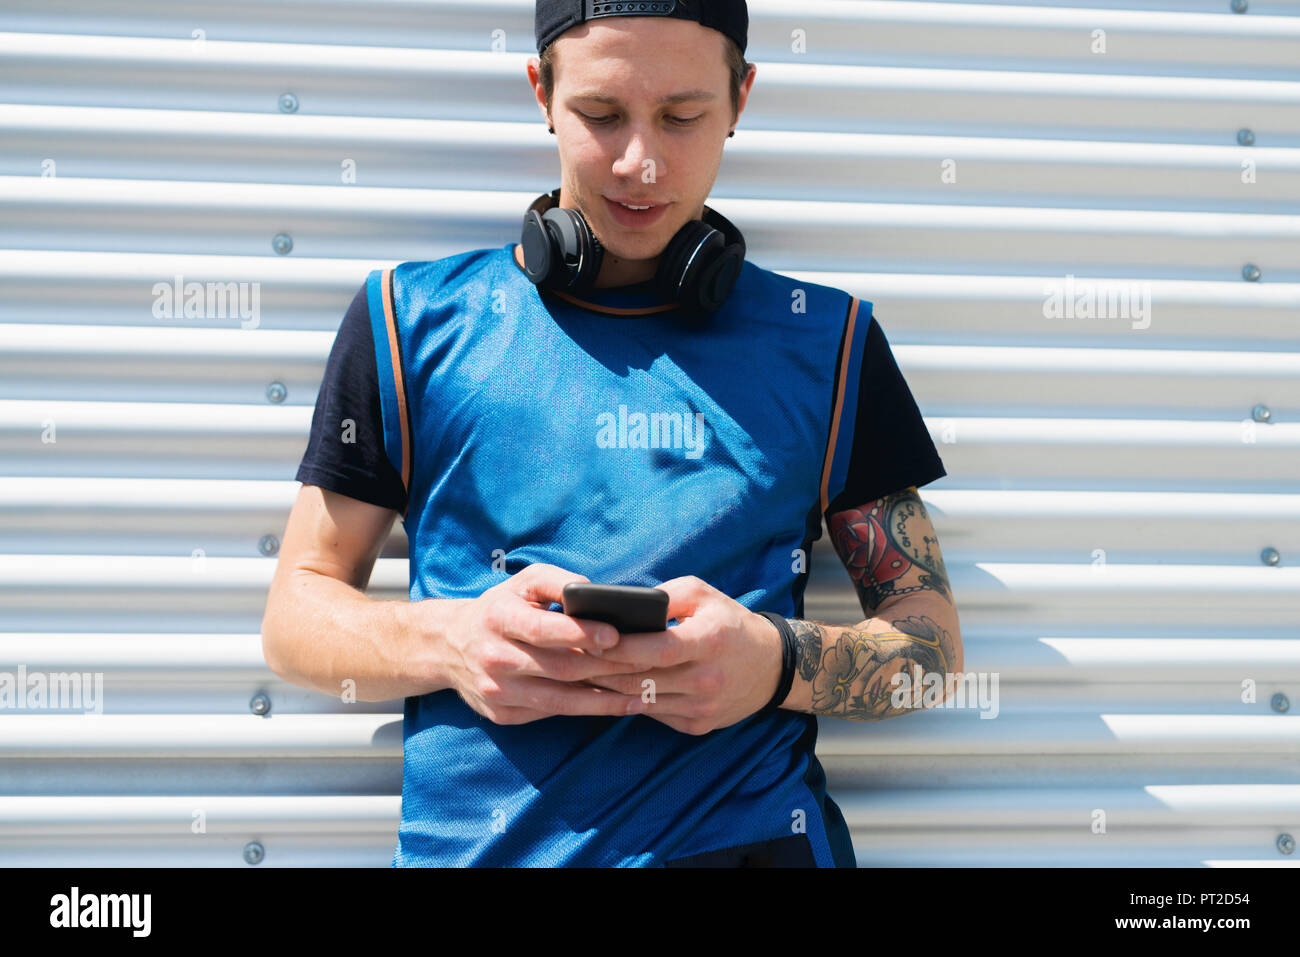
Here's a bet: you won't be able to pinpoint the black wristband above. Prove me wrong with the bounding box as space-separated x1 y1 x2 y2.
756 611 798 719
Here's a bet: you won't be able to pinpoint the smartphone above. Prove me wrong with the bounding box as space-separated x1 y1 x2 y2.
561 583 669 634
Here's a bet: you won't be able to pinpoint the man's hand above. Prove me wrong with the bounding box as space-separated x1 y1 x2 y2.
435 563 651 725
579 576 784 735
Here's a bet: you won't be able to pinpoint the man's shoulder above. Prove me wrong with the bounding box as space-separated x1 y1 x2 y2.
382 245 513 302
734 258 872 321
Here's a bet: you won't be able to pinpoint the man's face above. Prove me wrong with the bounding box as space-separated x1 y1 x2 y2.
533 17 752 267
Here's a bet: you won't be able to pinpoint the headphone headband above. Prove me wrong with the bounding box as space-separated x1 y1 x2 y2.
519 188 746 314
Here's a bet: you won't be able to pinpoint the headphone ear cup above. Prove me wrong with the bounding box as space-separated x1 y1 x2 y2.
690 244 744 313
523 190 743 309
655 220 718 305
571 209 603 290
584 228 604 288
541 207 603 291
520 209 554 284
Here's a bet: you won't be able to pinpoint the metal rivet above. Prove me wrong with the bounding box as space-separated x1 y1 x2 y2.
1272 693 1290 713
1278 833 1295 855
1236 128 1254 146
1261 547 1280 566
243 840 266 864
1231 0 1248 12
272 233 293 256
266 382 287 405
278 93 298 113
258 534 279 556
1252 404 1271 423
250 692 271 715
1242 263 1261 282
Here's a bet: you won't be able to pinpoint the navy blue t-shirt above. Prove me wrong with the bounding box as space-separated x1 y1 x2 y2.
296 284 409 514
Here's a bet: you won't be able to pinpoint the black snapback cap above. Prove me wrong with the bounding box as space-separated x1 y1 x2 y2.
535 0 748 57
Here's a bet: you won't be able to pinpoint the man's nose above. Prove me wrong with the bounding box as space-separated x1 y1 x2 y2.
612 127 661 180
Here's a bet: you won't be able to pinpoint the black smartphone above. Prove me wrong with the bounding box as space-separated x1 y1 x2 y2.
561 583 669 634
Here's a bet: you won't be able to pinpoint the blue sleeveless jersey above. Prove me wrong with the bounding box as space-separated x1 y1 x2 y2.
364 242 891 867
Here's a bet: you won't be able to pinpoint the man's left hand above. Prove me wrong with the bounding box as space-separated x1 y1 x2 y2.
579 576 783 735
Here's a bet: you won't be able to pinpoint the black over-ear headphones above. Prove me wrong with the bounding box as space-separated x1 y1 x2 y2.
519 188 747 314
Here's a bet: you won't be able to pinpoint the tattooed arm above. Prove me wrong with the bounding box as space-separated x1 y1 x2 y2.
778 486 963 720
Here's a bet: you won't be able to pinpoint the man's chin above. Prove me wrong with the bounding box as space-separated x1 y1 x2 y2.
596 234 669 264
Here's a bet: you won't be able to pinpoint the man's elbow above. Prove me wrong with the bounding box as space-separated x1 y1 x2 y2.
260 614 284 681
260 582 295 681
876 593 963 680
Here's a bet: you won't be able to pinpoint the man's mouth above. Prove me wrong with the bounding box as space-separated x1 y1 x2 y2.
604 196 669 226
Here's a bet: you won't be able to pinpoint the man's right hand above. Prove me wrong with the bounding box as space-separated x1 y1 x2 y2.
429 563 650 725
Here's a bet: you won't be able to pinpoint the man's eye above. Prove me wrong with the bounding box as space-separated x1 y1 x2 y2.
576 112 700 126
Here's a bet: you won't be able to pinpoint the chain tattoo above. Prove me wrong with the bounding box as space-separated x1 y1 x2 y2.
828 486 952 613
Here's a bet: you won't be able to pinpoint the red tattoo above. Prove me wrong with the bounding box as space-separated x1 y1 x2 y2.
830 503 911 608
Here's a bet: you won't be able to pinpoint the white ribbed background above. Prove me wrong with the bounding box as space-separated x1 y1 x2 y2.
0 0 1297 867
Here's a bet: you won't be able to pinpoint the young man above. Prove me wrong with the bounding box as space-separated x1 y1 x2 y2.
263 0 962 867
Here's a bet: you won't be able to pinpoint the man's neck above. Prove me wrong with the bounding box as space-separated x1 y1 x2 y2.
513 242 658 290
592 254 658 288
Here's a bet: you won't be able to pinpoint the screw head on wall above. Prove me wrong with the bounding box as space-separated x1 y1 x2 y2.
272 233 293 256
243 840 266 864
1241 264 1261 282
278 93 299 113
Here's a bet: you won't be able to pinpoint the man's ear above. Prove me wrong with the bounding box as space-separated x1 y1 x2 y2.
735 62 757 123
525 55 549 120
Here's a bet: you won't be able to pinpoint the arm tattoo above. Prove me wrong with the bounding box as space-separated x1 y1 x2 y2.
806 614 952 720
791 619 826 683
829 486 951 612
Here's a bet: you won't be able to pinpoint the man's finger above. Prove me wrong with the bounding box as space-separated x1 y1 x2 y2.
579 680 697 719
510 642 651 681
653 575 711 623
500 600 619 653
581 662 693 693
488 704 552 725
514 677 646 717
586 624 694 668
509 563 589 607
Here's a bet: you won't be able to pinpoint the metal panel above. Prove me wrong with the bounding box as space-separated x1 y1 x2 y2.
0 0 1296 867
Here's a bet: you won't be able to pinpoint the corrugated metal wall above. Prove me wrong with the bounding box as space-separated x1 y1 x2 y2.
1 0 1297 867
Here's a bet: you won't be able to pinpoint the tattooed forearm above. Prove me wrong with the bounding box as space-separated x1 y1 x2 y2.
782 613 955 721
829 486 952 613
790 486 961 718
790 619 825 683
